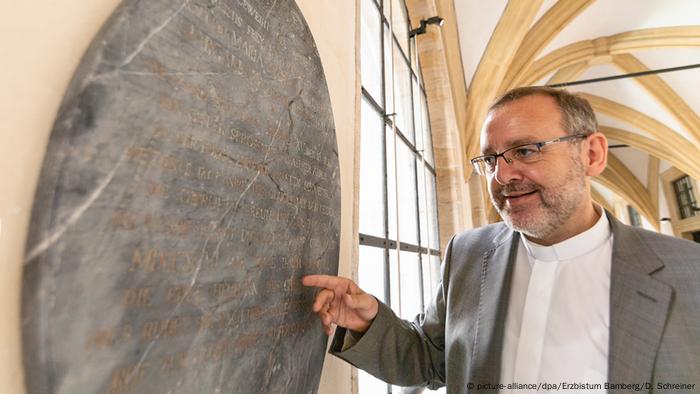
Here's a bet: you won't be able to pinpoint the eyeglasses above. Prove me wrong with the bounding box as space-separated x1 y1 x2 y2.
470 134 589 176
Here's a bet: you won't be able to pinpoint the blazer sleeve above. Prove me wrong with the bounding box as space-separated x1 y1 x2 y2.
328 236 456 390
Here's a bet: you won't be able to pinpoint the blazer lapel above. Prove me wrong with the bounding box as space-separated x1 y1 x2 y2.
607 212 672 386
469 227 519 386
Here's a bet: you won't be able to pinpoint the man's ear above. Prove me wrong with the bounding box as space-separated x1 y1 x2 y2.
585 132 608 176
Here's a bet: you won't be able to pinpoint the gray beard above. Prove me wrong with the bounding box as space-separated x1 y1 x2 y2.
490 157 586 241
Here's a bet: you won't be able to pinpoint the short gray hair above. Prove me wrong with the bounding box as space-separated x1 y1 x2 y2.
489 86 598 136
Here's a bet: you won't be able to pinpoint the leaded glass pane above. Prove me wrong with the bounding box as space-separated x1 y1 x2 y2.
359 99 385 237
427 171 439 249
421 253 433 306
397 139 418 245
421 90 434 166
359 245 386 303
361 0 383 104
389 250 422 319
413 76 424 153
384 24 394 115
417 159 428 247
393 44 414 143
387 125 398 240
391 0 409 56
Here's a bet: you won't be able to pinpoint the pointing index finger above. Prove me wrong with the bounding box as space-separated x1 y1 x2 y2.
302 275 345 289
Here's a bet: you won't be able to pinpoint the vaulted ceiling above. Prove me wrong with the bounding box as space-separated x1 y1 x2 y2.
453 0 700 229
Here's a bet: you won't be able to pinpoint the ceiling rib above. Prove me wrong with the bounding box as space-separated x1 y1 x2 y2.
462 0 544 178
610 54 700 144
546 61 589 85
599 126 700 180
648 156 660 214
580 93 700 178
515 25 700 87
547 61 700 88
500 0 595 92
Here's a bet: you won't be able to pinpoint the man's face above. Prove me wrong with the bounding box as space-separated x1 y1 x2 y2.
481 95 588 241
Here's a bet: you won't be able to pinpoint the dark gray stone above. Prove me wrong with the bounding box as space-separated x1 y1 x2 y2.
22 1 339 393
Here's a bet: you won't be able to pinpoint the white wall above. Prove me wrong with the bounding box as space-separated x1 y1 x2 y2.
0 1 357 393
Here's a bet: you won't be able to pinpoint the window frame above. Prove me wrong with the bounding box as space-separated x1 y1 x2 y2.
357 1 443 393
673 175 698 219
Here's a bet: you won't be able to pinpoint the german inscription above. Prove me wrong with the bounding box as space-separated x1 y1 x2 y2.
22 1 339 393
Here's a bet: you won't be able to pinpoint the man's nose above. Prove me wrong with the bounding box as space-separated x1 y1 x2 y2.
493 156 522 185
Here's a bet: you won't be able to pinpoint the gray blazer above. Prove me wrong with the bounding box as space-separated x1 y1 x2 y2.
331 212 700 393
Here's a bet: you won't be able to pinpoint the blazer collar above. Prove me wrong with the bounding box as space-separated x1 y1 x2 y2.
606 211 672 386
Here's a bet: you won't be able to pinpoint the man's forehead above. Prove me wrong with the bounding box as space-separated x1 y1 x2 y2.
480 133 541 154
479 96 561 152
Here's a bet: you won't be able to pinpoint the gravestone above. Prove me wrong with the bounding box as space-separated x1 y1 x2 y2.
22 0 340 393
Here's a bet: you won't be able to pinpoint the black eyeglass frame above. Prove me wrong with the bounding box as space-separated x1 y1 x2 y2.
470 133 590 176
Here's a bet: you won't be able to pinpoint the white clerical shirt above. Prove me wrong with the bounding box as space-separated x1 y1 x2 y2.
499 209 612 393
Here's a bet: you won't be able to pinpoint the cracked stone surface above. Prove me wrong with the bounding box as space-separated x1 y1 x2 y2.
22 1 340 393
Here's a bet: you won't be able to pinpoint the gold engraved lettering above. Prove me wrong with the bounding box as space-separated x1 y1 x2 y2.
85 325 133 350
207 280 256 301
248 202 273 221
216 2 244 28
165 285 211 305
281 172 301 187
303 181 330 199
184 1 271 66
126 145 158 166
246 24 263 43
146 181 170 199
127 213 239 243
126 143 193 179
160 352 187 372
160 154 193 177
107 362 149 394
198 308 247 332
195 339 228 363
143 57 167 77
259 300 306 322
111 210 137 230
143 214 193 236
265 277 303 294
237 0 270 31
240 229 275 244
196 166 221 182
176 134 268 175
130 247 196 274
126 140 252 196
179 21 246 73
216 126 265 151
198 312 216 331
235 332 260 350
123 287 152 308
159 94 182 112
141 317 184 342
267 319 314 339
180 187 228 209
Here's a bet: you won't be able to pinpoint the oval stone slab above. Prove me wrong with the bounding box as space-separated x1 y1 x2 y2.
22 1 339 393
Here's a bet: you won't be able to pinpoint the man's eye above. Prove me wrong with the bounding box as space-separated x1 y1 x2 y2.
513 147 538 159
483 156 497 167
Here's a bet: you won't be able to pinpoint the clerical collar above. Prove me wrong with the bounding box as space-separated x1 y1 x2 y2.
521 209 611 262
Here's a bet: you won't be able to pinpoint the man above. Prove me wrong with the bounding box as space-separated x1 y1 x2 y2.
303 87 700 393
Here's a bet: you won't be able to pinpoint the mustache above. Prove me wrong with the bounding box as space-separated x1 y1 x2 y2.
499 183 539 197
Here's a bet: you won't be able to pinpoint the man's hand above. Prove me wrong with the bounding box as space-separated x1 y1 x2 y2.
302 275 379 336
